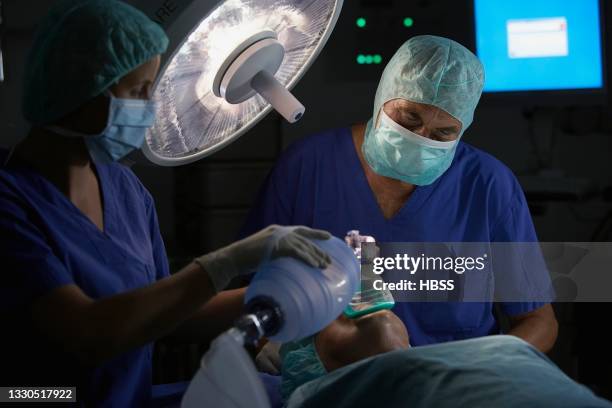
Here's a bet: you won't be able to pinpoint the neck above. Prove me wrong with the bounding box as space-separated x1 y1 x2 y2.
351 123 416 197
12 127 96 198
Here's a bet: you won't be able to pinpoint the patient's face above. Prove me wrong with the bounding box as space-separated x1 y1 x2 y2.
279 310 410 401
315 310 410 372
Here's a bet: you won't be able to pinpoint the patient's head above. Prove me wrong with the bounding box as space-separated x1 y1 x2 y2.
280 310 409 400
317 310 409 371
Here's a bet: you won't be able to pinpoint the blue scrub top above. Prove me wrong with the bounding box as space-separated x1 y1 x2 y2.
0 150 170 406
241 128 546 346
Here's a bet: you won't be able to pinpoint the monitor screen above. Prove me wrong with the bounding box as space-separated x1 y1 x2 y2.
474 0 604 93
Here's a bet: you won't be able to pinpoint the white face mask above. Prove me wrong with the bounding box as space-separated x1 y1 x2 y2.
362 111 459 186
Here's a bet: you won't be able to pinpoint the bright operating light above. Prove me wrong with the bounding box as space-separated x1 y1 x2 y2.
193 1 307 101
146 0 341 166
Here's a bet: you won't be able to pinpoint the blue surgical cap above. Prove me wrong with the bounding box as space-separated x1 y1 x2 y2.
372 35 485 136
23 0 169 125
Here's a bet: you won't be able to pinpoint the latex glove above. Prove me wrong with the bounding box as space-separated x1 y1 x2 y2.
255 341 282 375
195 225 332 293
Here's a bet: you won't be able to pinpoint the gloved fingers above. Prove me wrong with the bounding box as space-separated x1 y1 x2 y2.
292 235 332 267
292 226 332 241
287 243 322 268
274 238 326 268
301 236 333 266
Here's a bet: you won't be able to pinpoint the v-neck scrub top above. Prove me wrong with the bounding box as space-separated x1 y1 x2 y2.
240 128 547 346
0 150 170 406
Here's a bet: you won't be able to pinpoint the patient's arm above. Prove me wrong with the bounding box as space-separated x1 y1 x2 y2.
508 304 558 353
315 310 409 371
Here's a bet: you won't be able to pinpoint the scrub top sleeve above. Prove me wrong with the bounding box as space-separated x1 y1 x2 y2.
145 193 170 281
239 164 295 239
490 191 551 316
0 195 74 308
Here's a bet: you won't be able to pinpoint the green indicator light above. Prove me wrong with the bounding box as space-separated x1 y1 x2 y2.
364 55 374 64
357 54 366 64
356 17 367 28
403 17 414 27
373 54 382 64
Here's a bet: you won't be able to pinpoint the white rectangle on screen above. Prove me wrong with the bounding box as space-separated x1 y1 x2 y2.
507 17 569 59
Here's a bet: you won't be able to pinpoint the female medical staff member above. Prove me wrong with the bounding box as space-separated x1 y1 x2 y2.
242 36 558 353
0 1 331 406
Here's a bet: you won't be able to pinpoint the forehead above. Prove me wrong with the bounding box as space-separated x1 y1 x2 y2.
385 98 461 126
120 56 161 86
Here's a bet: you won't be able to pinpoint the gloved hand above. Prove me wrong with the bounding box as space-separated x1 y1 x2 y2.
195 225 333 293
255 340 282 375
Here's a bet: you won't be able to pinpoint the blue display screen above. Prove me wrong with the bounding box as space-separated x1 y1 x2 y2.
474 0 604 92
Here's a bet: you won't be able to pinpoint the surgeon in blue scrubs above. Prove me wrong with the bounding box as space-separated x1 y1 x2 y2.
242 36 558 353
0 1 333 406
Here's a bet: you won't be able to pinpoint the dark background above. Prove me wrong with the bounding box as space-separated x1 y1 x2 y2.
1 0 611 399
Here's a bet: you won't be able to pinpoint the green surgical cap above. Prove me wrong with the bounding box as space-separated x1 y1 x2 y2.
23 0 169 125
280 337 327 401
372 35 485 136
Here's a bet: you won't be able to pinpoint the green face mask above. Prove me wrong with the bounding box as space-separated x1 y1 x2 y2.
362 110 459 186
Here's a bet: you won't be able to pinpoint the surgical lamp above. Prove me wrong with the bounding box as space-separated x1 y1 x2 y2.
128 0 343 166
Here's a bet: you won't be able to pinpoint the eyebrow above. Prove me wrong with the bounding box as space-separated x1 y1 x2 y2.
395 108 420 118
437 126 460 132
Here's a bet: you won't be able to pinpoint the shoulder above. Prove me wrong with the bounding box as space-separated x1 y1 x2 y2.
281 127 352 162
454 142 522 202
270 127 352 181
455 142 516 182
0 170 25 211
0 168 18 192
0 149 16 187
0 153 30 205
100 163 154 209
